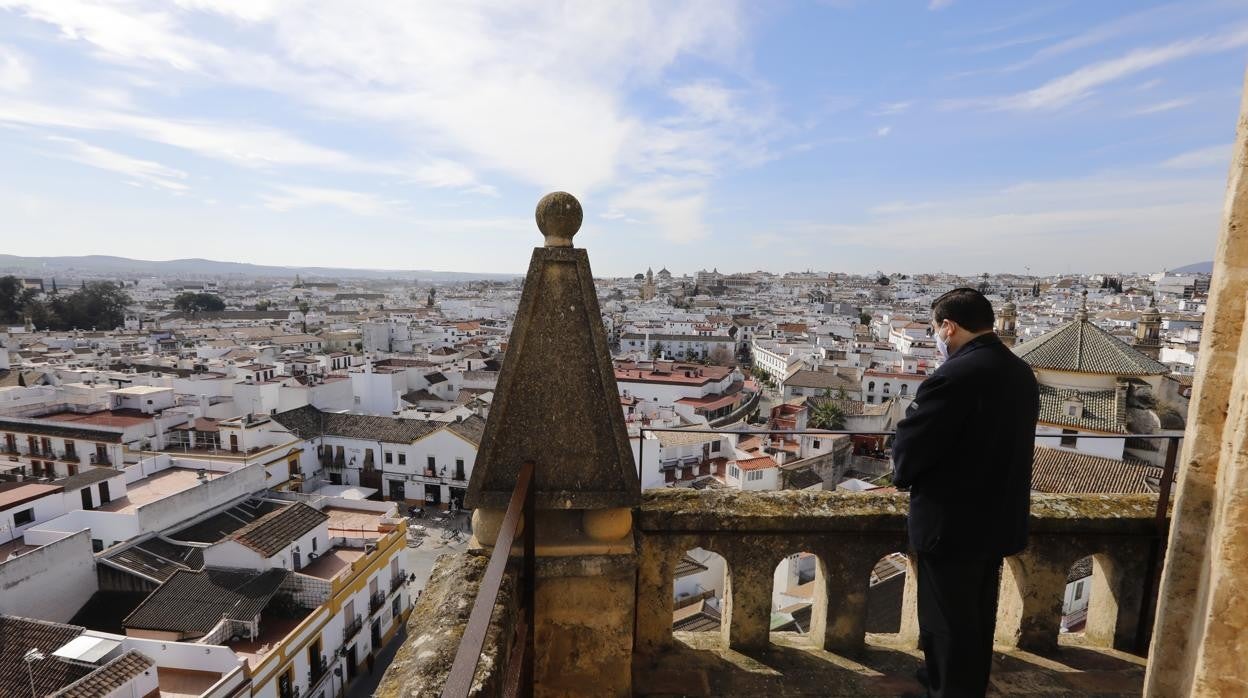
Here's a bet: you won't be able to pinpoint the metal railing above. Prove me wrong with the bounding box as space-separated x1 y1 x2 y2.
369 590 386 615
442 460 535 698
342 616 363 643
640 425 1182 655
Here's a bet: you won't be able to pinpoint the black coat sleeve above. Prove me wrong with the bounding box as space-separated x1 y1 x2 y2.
892 372 972 489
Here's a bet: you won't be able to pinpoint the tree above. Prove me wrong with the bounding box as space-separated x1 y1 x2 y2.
0 276 23 324
876 276 890 286
173 292 225 314
809 401 847 430
47 282 131 331
858 311 871 326
255 299 271 311
707 345 734 367
650 341 665 359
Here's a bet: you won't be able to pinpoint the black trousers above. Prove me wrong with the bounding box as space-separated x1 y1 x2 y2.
916 554 1002 698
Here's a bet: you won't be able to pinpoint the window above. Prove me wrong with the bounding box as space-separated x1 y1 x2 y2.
398 453 406 466
1074 581 1084 601
813 439 821 449
868 381 875 392
711 441 720 453
278 665 295 698
1060 429 1078 447
92 539 104 553
748 470 764 482
1067 405 1078 416
14 508 33 526
729 464 740 479
455 459 465 480
384 452 393 464
427 456 436 470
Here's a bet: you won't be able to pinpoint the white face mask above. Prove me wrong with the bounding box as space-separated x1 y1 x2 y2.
934 323 950 360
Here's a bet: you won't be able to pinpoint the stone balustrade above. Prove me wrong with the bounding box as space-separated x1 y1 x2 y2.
635 489 1159 660
380 489 1160 696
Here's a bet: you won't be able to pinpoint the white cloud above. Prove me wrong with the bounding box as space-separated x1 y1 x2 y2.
0 0 214 70
871 100 913 115
261 185 397 216
0 44 31 90
1132 97 1194 115
996 3 1205 75
43 135 189 191
0 98 377 170
608 179 709 243
929 0 954 10
869 200 934 214
876 125 892 137
1161 144 1231 169
953 27 1248 111
783 169 1224 273
0 0 760 232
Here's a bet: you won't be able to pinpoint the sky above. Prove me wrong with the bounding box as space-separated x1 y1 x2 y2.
0 0 1245 277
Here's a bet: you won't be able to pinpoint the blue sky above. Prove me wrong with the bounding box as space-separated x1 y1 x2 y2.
0 1 1244 277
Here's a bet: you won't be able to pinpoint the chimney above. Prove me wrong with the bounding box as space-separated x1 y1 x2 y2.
1115 380 1129 425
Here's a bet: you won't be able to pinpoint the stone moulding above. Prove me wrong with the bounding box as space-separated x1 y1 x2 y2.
637 489 1159 534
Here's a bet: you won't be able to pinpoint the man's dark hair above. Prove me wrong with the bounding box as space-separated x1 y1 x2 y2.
931 287 994 332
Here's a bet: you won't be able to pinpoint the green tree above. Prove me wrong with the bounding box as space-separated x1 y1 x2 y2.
0 276 23 324
809 401 847 430
858 311 871 326
46 282 131 331
650 341 665 359
255 299 271 311
173 292 225 313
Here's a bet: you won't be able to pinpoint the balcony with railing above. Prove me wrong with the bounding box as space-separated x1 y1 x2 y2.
369 589 386 615
342 615 363 644
374 188 1248 697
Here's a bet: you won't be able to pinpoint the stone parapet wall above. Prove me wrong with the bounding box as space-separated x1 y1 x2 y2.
635 489 1159 661
376 552 518 698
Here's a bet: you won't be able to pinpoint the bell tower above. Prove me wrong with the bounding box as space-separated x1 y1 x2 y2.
996 292 1018 347
1134 295 1162 360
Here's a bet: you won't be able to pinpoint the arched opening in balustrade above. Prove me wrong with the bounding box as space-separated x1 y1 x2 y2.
672 547 728 636
1062 553 1128 648
1061 555 1094 636
866 551 909 635
771 551 821 639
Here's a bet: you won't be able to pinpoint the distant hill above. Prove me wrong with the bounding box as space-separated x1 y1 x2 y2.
1170 261 1213 274
0 254 520 282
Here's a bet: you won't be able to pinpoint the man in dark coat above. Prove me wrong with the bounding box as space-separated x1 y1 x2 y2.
893 287 1039 697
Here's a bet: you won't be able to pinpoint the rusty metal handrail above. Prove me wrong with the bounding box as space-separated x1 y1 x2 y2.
442 460 535 698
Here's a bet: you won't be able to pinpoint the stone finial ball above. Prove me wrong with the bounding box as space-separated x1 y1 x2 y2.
535 191 582 247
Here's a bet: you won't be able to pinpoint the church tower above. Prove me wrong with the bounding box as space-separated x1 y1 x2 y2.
1134 295 1162 360
996 292 1018 347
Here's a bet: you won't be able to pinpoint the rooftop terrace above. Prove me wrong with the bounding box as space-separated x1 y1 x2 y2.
97 468 204 513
